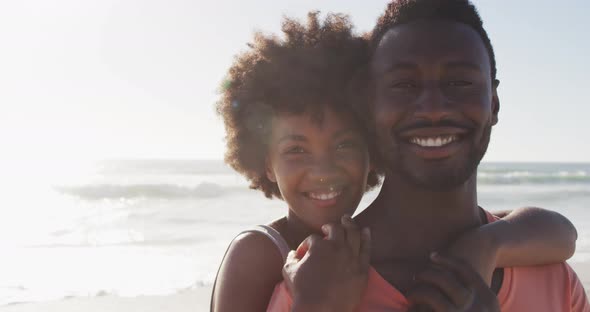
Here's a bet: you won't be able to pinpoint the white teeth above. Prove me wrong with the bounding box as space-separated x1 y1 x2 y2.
308 190 341 200
410 135 457 147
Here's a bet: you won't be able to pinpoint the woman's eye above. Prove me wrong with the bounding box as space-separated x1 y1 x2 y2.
337 140 359 150
284 146 305 154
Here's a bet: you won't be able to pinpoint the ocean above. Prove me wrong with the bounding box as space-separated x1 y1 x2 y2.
0 160 589 306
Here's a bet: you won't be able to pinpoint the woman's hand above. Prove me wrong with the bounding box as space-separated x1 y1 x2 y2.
407 253 500 312
283 215 371 312
445 226 499 286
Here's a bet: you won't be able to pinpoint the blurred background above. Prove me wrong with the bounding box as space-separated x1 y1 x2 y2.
0 0 589 310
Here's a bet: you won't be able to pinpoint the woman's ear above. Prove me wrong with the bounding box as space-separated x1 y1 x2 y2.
265 158 276 182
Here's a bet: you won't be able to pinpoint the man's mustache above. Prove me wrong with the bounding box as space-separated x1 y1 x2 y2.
395 119 476 133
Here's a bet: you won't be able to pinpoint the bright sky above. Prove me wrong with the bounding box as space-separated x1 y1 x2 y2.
1 0 588 163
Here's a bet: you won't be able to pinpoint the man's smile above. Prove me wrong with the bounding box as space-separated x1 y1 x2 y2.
410 135 458 147
397 126 472 160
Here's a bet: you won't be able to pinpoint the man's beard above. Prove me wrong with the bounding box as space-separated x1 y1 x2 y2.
378 124 492 191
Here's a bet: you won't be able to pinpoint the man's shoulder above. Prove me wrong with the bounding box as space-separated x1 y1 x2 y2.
499 261 588 311
505 261 578 293
510 260 573 276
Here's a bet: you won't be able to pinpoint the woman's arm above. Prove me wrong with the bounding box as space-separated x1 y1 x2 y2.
211 232 284 312
491 206 577 266
447 206 577 285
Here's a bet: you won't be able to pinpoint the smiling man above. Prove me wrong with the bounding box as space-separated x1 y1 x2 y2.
279 0 590 311
355 0 589 310
370 19 497 190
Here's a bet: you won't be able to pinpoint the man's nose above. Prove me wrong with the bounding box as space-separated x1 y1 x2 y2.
413 85 453 122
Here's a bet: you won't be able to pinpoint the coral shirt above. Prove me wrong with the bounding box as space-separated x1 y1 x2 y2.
266 213 590 311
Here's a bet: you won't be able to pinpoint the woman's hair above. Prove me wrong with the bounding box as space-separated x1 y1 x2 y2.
217 11 379 198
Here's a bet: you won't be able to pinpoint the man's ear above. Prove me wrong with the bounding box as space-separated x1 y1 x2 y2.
491 79 500 125
265 158 276 183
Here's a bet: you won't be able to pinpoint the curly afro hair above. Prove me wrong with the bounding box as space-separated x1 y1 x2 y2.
370 0 498 81
217 11 379 199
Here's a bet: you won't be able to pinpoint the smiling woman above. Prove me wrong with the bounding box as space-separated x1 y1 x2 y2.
211 11 380 312
264 109 371 231
216 11 380 199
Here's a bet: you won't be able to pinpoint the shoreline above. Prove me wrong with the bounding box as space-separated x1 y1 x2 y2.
2 261 590 312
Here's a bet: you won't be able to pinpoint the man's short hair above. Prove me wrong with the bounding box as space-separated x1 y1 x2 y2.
370 0 497 80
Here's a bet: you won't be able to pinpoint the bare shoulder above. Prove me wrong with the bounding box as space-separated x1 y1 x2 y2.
211 230 285 312
219 230 285 279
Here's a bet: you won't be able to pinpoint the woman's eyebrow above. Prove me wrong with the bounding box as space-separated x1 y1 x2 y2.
277 134 307 145
332 128 359 139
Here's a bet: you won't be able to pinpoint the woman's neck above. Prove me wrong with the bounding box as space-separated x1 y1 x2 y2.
274 211 322 250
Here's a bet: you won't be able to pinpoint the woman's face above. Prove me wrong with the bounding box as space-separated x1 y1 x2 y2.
265 108 371 231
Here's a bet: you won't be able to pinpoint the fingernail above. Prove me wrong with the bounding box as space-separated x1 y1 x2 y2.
321 224 329 233
430 251 439 261
342 214 352 222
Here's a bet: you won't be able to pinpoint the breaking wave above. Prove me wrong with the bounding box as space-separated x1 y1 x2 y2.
54 182 240 200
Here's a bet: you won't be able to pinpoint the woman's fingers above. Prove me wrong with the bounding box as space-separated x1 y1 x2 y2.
319 219 371 277
294 234 323 259
322 223 346 243
341 215 361 257
359 227 371 273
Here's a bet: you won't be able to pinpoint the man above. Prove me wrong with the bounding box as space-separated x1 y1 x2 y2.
283 0 589 311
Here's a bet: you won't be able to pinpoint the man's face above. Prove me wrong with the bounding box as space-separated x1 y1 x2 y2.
371 20 499 190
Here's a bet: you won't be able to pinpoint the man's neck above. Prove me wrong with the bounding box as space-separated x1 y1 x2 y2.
362 173 483 260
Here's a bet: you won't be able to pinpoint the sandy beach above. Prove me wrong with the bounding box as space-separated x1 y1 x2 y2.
0 286 213 312
2 262 589 312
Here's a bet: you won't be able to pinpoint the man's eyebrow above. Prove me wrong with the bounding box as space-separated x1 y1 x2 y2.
377 61 483 75
381 62 418 74
445 61 482 71
276 134 306 145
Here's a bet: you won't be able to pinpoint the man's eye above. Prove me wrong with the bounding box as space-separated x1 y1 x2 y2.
391 81 416 89
447 80 472 87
